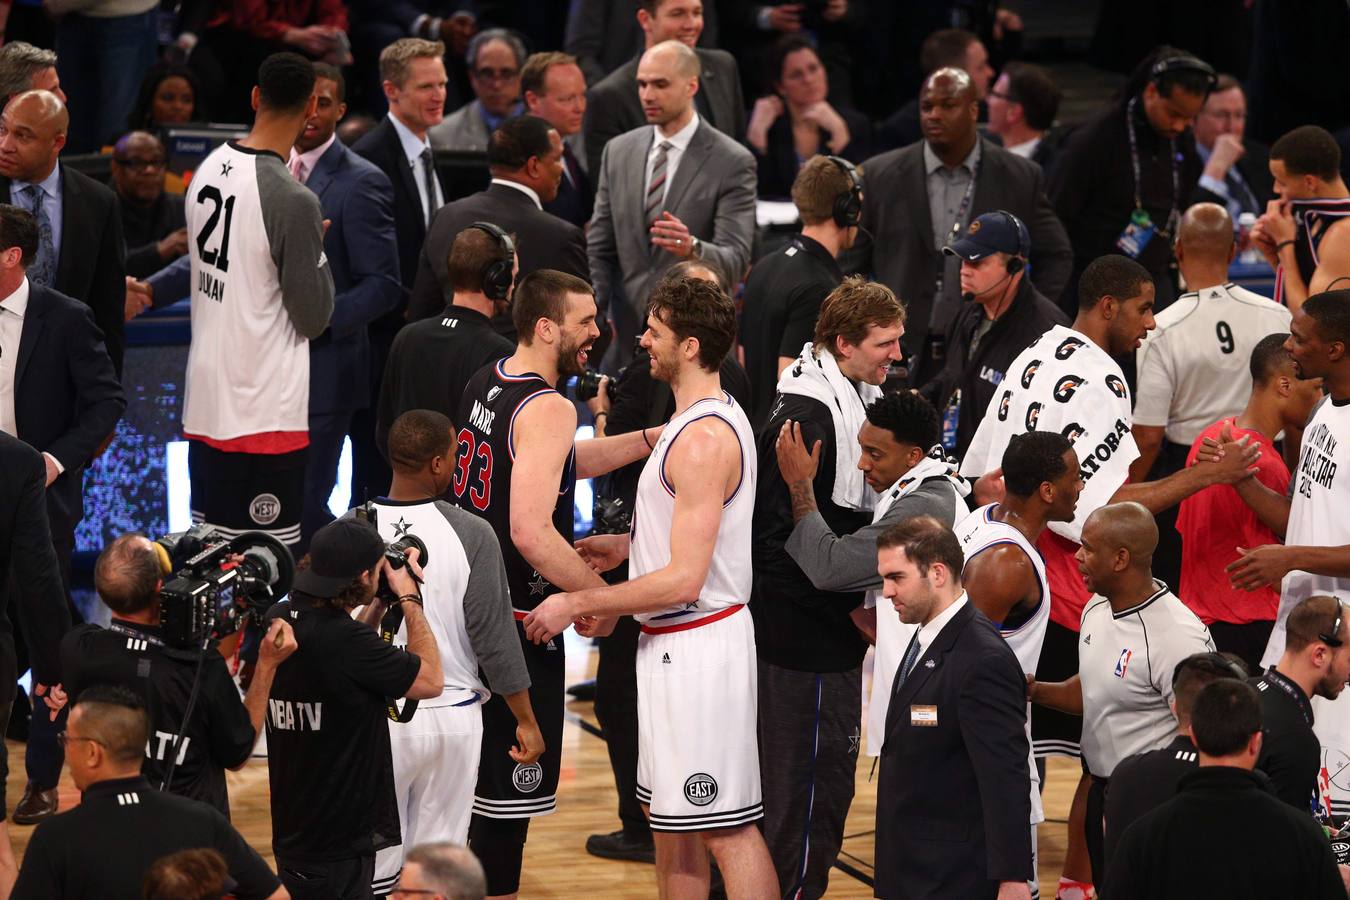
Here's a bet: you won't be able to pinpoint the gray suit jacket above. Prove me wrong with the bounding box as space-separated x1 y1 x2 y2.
846 136 1073 380
429 100 491 153
582 48 745 180
588 119 756 354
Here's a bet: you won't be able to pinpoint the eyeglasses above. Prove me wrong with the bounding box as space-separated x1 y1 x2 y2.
473 67 519 83
57 732 105 749
1321 601 1345 648
112 157 167 172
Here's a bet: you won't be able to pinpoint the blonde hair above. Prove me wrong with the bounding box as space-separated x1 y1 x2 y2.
380 38 446 88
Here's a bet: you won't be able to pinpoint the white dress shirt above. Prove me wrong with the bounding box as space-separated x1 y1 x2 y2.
1005 136 1041 159
491 177 542 210
914 591 969 663
0 276 27 436
644 112 700 213
388 112 445 224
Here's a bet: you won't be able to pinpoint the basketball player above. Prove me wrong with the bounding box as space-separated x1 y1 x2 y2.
524 276 778 899
956 431 1083 900
453 269 659 900
368 410 543 896
1225 290 1350 816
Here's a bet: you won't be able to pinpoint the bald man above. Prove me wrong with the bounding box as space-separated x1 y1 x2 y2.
847 67 1071 387
1131 202 1293 589
1029 502 1215 884
110 131 187 280
0 89 125 373
587 38 755 368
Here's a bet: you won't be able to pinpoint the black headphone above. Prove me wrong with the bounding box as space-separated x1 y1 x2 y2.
998 210 1029 275
1149 54 1218 94
1170 651 1249 688
467 221 515 302
827 155 862 229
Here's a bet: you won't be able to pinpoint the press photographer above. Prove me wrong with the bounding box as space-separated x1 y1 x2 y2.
61 532 298 818
265 517 443 900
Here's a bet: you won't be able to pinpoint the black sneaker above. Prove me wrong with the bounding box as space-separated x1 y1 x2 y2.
585 829 655 864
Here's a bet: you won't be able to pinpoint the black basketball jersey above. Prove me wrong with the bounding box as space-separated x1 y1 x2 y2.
454 359 576 612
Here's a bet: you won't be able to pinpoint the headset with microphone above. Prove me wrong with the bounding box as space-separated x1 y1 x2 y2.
958 211 1029 309
467 221 516 302
826 155 863 229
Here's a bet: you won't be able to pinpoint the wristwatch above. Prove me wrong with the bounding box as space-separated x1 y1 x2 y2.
689 236 703 259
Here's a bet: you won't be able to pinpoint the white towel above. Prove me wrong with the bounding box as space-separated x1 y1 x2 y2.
775 342 882 511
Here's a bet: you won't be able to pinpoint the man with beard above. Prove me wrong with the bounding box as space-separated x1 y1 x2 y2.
525 275 777 900
452 270 658 900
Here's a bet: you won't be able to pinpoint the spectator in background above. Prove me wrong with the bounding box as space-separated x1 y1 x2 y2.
582 0 744 180
289 63 402 548
143 849 232 900
564 0 720 86
409 114 587 324
0 42 65 104
348 0 476 117
522 52 592 228
719 0 853 105
745 34 870 199
111 132 187 281
1049 49 1212 318
1177 335 1323 674
1191 75 1272 222
430 29 526 153
47 0 159 153
741 154 853 426
0 89 127 374
587 40 756 369
986 61 1062 171
849 67 1071 388
1245 0 1350 145
126 62 202 134
875 28 993 154
393 843 486 900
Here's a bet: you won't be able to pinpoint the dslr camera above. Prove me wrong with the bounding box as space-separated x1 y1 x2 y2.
154 526 295 648
353 503 431 604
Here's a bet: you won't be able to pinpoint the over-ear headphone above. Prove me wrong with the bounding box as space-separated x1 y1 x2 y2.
467 221 516 302
1170 651 1249 687
827 155 862 229
998 210 1029 275
1149 54 1218 94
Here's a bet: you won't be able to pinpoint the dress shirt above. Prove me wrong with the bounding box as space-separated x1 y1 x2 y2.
0 278 61 474
490 177 542 210
287 133 337 185
481 101 524 137
388 112 444 221
1196 141 1260 221
644 113 701 214
925 139 982 329
913 591 969 664
1005 137 1041 159
13 164 63 259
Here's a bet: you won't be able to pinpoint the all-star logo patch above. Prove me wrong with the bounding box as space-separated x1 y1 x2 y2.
684 773 717 806
249 493 280 525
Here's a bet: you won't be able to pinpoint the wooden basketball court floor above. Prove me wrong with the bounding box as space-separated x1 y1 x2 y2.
4 630 1079 896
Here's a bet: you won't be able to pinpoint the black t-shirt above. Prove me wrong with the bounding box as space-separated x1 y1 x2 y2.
13 775 280 899
750 393 872 672
60 621 256 817
740 235 844 428
266 599 422 862
1103 734 1198 872
1254 667 1321 813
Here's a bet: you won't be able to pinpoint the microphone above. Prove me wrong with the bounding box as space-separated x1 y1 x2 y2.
961 272 1014 304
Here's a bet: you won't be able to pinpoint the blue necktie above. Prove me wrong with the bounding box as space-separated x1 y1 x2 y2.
895 632 922 691
21 185 54 287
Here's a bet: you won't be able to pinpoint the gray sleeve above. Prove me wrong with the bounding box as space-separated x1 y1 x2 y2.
439 503 531 696
784 482 967 592
258 157 335 340
586 140 618 317
698 148 756 284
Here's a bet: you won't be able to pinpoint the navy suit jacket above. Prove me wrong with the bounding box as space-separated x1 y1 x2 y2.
303 140 403 416
13 283 126 538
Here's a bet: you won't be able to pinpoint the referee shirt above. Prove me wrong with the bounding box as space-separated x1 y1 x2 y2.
1134 283 1291 447
1078 581 1214 778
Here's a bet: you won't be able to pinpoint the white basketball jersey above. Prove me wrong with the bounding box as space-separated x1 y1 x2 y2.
631 392 756 625
956 502 1051 824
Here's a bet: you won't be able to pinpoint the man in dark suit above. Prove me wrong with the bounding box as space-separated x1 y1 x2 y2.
0 430 72 866
0 202 123 822
1190 75 1273 222
564 0 721 86
523 52 593 228
351 37 449 508
110 131 187 281
874 516 1032 900
290 65 403 548
0 89 126 375
848 68 1071 388
408 114 586 322
581 0 744 179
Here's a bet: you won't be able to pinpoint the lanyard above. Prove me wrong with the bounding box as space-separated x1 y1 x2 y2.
1124 97 1181 238
1261 667 1313 727
940 152 983 251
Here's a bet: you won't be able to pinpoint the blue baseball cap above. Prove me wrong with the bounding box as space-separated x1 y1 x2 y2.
943 211 1029 261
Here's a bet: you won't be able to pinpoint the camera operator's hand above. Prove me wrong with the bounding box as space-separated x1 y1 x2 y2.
523 592 576 644
258 618 298 669
510 718 545 765
585 376 610 419
575 534 629 573
382 548 424 600
33 683 66 721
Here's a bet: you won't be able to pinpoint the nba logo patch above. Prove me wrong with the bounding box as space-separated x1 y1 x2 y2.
1114 649 1133 678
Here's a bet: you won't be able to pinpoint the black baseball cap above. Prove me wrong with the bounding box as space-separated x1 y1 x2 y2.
291 518 385 598
943 210 1029 261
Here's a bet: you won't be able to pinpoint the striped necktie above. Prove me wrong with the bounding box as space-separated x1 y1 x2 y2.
644 140 672 227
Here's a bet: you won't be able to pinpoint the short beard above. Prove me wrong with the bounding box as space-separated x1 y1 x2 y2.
557 334 587 378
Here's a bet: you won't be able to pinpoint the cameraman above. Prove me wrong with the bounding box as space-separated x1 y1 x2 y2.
266 517 443 900
62 533 292 818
